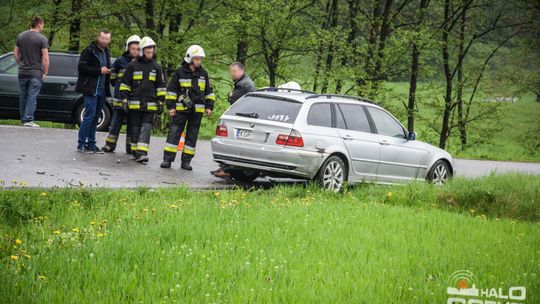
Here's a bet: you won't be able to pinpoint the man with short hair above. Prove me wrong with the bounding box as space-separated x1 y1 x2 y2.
13 16 49 128
227 62 255 105
211 62 255 178
75 29 112 153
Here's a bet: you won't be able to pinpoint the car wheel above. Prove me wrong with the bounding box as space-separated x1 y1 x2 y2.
316 155 348 192
229 169 260 183
427 160 452 185
76 104 111 132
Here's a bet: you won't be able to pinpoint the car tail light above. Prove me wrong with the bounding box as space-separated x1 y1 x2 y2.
215 124 228 137
276 129 304 147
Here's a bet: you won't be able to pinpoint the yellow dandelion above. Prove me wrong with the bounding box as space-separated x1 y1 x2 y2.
40 192 47 197
23 254 31 259
214 192 220 196
15 239 23 245
97 233 105 237
71 227 80 233
89 221 96 225
38 275 47 280
52 230 61 234
387 192 393 199
10 255 19 260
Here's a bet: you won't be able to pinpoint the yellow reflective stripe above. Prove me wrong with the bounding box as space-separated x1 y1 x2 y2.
166 95 177 100
128 101 140 110
176 104 187 111
133 71 143 80
195 104 205 113
156 91 166 97
110 73 117 80
119 83 131 91
112 101 124 107
137 143 149 151
205 93 216 101
131 144 137 151
149 72 156 81
118 73 124 78
179 79 191 87
183 145 195 155
106 136 117 143
198 80 206 90
164 143 177 153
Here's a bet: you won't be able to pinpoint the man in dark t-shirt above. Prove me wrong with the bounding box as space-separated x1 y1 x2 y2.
13 16 49 128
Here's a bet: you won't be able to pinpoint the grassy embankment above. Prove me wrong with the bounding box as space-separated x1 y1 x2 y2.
1 174 539 303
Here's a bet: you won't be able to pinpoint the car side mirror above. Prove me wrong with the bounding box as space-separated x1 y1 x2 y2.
408 131 416 140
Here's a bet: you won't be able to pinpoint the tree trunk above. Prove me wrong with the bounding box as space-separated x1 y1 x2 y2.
313 0 332 92
439 0 452 150
236 39 248 64
335 0 360 93
321 0 339 93
47 0 63 47
457 2 467 148
68 0 82 52
406 0 429 132
145 0 155 34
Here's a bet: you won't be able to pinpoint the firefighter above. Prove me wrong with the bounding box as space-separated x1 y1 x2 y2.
160 45 215 170
102 35 141 154
118 36 166 163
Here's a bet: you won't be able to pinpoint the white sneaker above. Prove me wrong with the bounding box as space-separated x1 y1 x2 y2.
23 122 40 128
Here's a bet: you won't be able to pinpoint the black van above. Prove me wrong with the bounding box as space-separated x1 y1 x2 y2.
0 52 112 131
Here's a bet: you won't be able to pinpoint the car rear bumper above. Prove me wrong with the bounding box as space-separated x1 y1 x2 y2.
211 138 326 179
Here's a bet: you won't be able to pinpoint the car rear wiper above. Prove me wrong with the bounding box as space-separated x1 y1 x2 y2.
235 112 259 118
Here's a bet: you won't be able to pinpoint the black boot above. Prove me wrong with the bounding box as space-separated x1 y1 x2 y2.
102 143 116 153
126 143 132 155
181 162 192 171
160 160 171 168
135 154 149 163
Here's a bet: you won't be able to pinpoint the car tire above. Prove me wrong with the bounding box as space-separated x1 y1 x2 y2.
229 169 260 183
76 104 111 132
315 155 348 192
426 160 452 185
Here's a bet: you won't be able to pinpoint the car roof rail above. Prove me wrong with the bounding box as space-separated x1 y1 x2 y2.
305 94 376 104
49 50 80 55
255 87 317 94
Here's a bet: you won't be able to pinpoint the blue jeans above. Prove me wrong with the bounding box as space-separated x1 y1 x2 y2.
18 75 43 123
78 91 105 147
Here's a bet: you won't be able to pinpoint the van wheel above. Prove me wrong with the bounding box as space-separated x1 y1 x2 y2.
229 169 260 183
76 104 112 132
427 160 452 185
316 155 347 192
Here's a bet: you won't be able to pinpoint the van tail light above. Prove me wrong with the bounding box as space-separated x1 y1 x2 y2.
276 129 304 147
215 124 228 137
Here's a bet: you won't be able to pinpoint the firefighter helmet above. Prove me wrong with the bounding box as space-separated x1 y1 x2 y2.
184 45 205 64
139 36 156 57
125 35 141 51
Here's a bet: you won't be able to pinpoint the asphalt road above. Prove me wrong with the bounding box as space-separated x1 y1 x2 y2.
1 125 539 189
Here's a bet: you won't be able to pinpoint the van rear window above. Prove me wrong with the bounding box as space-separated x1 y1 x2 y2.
225 96 302 123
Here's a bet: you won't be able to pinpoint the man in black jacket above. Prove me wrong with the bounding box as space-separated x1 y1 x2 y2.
212 62 255 178
75 29 112 153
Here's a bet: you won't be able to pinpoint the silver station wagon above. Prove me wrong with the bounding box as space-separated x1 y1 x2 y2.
211 88 453 191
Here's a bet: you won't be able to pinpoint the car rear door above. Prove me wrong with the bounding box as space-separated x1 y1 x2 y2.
0 54 21 115
365 106 428 182
215 95 302 162
36 54 79 119
335 103 380 181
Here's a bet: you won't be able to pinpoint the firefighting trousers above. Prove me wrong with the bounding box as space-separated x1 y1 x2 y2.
163 112 202 163
128 111 154 156
104 108 132 152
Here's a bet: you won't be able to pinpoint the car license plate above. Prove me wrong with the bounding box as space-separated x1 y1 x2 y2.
236 129 252 140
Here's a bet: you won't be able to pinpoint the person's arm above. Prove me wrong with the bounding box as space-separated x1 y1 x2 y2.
77 49 101 76
118 63 133 101
13 46 20 64
41 48 49 79
204 74 216 114
229 80 253 104
165 71 179 113
155 65 167 110
110 58 121 85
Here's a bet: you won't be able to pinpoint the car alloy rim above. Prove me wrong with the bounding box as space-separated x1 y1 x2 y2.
433 164 448 185
80 109 105 128
323 160 344 192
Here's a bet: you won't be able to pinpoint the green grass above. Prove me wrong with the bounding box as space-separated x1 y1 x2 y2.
1 174 539 303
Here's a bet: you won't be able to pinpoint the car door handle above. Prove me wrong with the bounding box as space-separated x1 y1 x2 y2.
68 81 76 86
379 140 389 145
342 135 353 140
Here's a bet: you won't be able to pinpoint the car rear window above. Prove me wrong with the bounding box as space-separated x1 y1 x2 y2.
48 55 78 77
225 96 302 123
